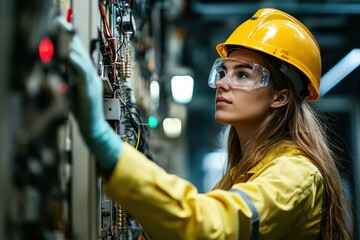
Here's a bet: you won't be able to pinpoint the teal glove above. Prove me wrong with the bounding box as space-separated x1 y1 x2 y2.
54 17 123 175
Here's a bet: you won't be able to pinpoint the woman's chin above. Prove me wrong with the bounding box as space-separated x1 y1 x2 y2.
214 113 230 124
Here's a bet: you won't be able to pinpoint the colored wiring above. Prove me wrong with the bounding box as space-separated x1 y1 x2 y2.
135 130 140 149
99 0 149 153
99 0 117 84
97 1 152 239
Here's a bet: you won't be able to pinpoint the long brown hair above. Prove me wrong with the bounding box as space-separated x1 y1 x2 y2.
214 55 354 239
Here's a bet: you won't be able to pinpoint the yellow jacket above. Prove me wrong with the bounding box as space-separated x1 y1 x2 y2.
103 141 324 239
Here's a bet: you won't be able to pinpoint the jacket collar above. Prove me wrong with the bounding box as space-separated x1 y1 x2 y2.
246 141 303 174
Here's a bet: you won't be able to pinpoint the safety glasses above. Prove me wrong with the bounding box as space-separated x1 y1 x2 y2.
208 58 271 89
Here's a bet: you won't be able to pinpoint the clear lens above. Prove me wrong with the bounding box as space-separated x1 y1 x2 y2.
208 58 270 89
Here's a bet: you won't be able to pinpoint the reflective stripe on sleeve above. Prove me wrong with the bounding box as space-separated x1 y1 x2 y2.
229 189 259 240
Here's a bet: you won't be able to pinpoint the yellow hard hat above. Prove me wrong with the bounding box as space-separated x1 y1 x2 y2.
216 8 321 100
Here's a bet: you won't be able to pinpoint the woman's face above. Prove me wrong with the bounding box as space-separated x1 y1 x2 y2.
214 49 274 130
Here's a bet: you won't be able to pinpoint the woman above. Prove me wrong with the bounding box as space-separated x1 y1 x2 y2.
58 8 354 239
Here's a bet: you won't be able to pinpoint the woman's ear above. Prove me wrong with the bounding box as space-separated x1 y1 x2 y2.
271 89 289 109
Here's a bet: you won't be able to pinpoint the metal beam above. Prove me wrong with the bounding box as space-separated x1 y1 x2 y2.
192 2 360 15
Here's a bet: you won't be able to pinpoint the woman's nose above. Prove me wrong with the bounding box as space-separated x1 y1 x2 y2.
215 77 230 91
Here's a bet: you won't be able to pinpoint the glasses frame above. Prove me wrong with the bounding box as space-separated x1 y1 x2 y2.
208 58 271 89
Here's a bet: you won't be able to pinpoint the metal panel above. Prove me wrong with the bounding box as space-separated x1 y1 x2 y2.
0 0 13 238
71 0 100 239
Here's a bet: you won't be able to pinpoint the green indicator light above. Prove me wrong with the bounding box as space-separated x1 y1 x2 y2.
148 116 158 128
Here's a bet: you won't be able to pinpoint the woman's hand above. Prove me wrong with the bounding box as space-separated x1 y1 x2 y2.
53 17 122 175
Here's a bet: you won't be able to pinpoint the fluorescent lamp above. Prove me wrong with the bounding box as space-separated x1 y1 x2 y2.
320 48 360 96
150 80 160 112
171 75 194 104
163 118 182 138
150 80 160 101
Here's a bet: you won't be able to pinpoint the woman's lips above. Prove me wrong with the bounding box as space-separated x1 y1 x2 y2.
216 96 232 104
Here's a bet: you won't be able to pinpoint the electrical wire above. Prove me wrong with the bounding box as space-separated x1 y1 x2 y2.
98 1 152 239
135 130 140 149
99 0 118 85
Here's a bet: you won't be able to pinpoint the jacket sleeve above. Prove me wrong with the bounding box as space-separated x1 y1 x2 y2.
103 143 253 240
102 143 323 240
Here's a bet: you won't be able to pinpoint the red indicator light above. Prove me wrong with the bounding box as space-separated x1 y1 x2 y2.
38 37 54 63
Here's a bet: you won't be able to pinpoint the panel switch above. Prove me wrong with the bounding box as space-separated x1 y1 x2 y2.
103 98 121 120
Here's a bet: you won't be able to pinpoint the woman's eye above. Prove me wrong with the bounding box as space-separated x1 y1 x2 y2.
217 69 226 79
237 71 249 79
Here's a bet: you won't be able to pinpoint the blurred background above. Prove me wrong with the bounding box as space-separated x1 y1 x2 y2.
1 0 359 239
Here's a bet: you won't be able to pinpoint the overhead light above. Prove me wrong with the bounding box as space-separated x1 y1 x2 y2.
163 117 182 138
150 80 160 111
171 75 194 104
150 80 160 101
320 48 360 96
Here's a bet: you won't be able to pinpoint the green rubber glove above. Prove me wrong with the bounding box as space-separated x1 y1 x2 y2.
54 17 122 176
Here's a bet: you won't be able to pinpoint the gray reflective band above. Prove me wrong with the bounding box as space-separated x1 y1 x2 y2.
230 189 259 240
